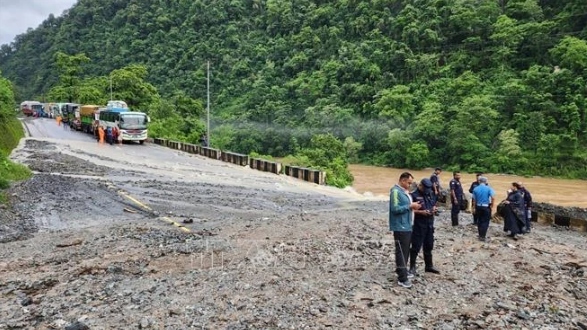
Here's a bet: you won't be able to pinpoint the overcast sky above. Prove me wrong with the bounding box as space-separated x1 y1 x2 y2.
0 0 77 46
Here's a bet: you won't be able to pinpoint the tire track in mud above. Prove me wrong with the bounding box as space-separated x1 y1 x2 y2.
20 170 192 233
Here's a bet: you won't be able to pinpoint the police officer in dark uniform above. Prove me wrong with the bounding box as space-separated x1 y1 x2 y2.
469 173 483 225
518 182 533 233
430 167 442 196
409 178 440 276
449 171 463 226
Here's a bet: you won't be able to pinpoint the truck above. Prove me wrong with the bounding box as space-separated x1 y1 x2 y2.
60 103 80 129
79 105 100 134
20 101 43 117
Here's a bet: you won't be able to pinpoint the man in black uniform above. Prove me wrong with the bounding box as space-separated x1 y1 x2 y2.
430 167 442 197
469 173 483 225
450 171 463 226
409 178 440 276
518 182 533 233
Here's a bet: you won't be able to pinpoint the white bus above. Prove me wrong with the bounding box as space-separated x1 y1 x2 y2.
98 102 150 144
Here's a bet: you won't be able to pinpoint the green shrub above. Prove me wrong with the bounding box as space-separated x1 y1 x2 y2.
0 178 9 189
281 134 354 188
249 152 274 161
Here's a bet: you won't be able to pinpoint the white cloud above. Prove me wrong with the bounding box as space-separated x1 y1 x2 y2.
0 0 77 45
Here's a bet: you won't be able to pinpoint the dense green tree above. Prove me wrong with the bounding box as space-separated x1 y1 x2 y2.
1 0 587 179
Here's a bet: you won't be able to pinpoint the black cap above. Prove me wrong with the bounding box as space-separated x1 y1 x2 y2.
421 178 433 188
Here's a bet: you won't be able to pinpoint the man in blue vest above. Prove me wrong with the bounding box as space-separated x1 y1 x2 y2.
409 178 440 277
472 176 496 241
389 172 421 288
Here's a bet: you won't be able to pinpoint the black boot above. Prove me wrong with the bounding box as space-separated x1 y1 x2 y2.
424 254 440 274
451 214 459 226
409 252 418 277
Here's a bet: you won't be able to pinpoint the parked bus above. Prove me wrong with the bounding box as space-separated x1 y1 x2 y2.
98 100 150 144
79 105 100 134
20 101 43 117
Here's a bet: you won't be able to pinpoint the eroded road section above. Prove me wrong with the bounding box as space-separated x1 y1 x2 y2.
0 117 586 329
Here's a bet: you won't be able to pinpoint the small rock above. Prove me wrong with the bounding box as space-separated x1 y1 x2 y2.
495 301 516 311
516 310 531 320
168 308 181 316
20 297 33 306
139 317 151 329
65 321 90 330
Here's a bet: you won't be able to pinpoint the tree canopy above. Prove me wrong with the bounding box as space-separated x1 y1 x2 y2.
1 0 587 179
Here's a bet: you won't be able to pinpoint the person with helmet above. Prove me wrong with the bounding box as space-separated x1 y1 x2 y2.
409 178 440 277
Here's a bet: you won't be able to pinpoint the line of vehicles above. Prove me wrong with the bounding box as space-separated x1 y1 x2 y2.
20 100 150 144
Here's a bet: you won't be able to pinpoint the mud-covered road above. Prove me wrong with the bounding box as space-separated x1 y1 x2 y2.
1 117 587 329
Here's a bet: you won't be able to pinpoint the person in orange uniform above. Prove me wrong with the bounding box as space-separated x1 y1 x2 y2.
56 115 62 126
98 126 105 144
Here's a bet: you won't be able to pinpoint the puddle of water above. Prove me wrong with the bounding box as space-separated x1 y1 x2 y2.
349 164 587 207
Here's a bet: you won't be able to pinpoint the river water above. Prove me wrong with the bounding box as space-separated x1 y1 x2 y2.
349 165 587 208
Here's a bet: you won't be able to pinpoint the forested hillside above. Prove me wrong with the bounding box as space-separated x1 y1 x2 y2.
1 0 587 178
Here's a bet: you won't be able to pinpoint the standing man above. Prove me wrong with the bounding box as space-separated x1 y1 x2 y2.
449 171 464 226
469 173 483 225
409 178 440 277
389 172 421 288
472 176 495 241
430 167 442 197
518 182 533 233
98 126 105 144
106 126 114 145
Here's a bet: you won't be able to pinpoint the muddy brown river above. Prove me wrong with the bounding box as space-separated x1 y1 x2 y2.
350 164 587 208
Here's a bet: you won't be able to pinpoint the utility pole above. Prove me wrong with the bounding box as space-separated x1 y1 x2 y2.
206 61 210 147
110 76 113 101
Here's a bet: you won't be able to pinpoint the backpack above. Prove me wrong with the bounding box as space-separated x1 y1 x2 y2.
459 196 468 211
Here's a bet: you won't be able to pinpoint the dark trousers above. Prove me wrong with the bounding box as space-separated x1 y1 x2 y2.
476 206 491 238
410 218 434 268
472 209 479 224
394 231 411 282
525 208 532 231
451 201 460 226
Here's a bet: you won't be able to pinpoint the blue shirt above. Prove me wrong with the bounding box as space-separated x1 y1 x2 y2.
472 184 495 206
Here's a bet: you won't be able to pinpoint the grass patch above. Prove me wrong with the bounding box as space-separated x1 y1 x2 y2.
0 191 7 205
0 157 31 181
0 177 9 189
0 115 31 185
0 115 24 155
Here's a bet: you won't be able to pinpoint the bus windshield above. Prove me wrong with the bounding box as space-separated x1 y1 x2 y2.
119 113 148 129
